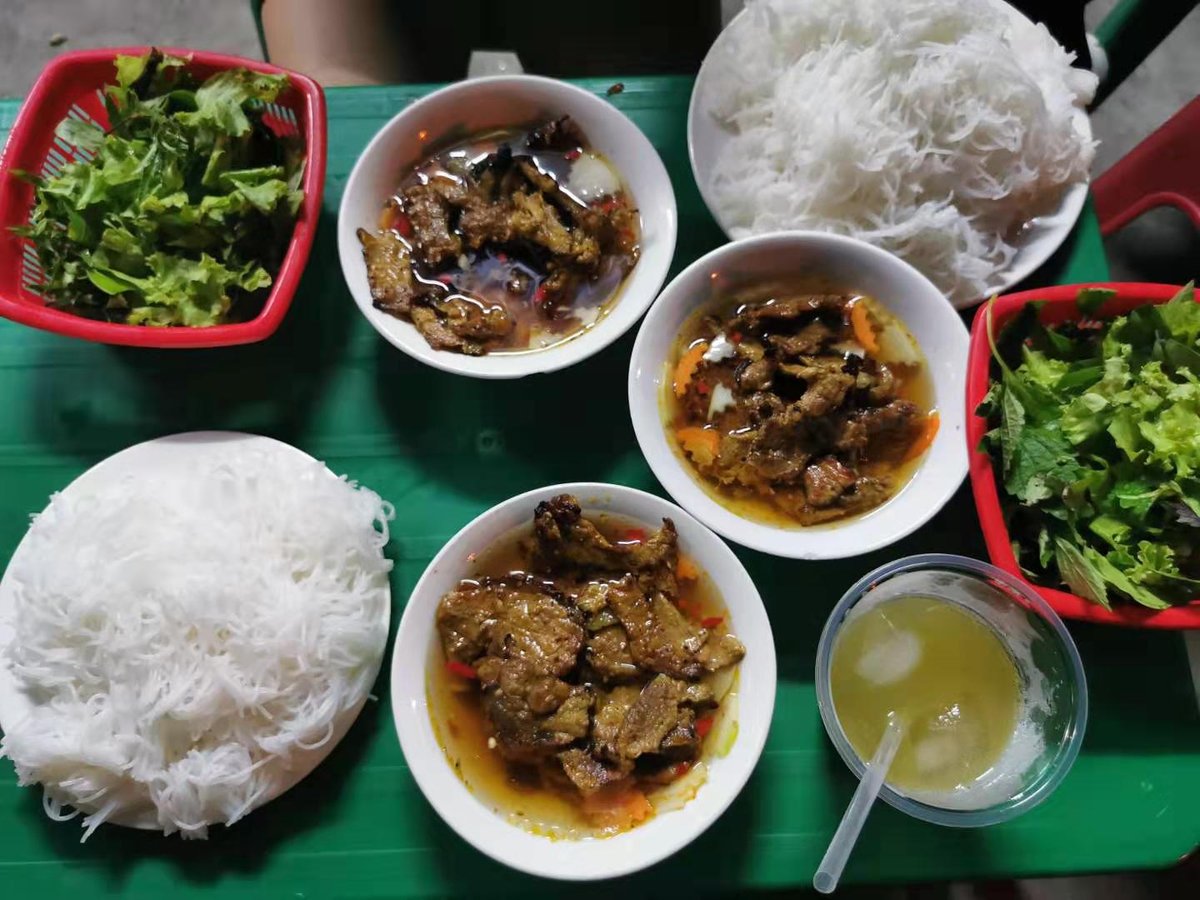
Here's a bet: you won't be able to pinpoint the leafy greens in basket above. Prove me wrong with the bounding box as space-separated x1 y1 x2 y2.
15 49 304 326
978 284 1200 610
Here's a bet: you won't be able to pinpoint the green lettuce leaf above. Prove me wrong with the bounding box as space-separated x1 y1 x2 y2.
984 285 1200 610
16 49 304 327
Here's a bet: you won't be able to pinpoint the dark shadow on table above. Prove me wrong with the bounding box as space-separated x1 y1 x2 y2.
23 689 386 890
26 208 353 462
1069 622 1200 755
372 326 657 506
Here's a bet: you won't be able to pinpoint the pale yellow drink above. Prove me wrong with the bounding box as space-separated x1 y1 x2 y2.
830 595 1021 794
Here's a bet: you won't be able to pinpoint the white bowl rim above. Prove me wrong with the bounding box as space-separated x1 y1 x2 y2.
389 481 776 880
627 230 969 560
685 0 1092 310
338 74 678 379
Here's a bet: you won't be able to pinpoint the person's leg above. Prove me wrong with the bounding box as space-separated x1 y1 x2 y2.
260 0 421 85
261 0 719 85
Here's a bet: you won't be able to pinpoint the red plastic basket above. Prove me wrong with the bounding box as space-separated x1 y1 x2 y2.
0 47 326 348
966 281 1200 629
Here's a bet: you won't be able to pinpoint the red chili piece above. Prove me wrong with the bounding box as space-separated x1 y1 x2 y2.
445 661 477 680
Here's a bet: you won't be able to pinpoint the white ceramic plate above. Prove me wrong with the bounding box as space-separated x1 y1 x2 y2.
628 232 969 560
390 482 776 880
0 431 390 830
687 0 1092 309
339 75 678 378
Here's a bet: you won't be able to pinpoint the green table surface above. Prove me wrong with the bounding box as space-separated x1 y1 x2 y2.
0 76 1197 898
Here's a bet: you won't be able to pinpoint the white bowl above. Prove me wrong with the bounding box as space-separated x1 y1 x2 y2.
687 0 1091 310
628 232 969 560
338 75 677 378
390 482 776 880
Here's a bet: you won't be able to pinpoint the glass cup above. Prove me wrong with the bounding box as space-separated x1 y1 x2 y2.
815 554 1088 826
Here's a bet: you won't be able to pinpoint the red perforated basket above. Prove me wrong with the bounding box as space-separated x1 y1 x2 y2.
0 47 326 348
966 282 1200 629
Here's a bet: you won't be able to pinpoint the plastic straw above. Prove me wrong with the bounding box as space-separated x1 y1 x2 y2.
813 714 904 894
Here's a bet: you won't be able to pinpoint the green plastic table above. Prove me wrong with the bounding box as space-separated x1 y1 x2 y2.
0 77 1197 898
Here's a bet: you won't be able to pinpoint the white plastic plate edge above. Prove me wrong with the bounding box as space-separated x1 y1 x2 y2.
687 0 1093 310
0 431 392 831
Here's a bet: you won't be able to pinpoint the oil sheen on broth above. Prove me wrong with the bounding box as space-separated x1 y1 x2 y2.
666 286 936 527
428 513 738 840
360 117 640 356
830 595 1021 793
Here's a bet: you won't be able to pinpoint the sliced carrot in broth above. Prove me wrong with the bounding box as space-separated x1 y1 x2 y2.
903 410 940 461
672 342 709 397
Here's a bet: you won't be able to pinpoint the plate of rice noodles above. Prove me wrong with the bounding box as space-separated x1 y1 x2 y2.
0 432 394 841
689 0 1098 308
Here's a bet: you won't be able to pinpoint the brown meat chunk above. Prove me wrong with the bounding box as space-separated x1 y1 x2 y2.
697 633 747 671
436 582 502 663
835 417 869 455
804 456 858 508
681 681 716 708
777 475 897 525
842 477 894 513
854 399 919 442
599 199 641 257
736 293 849 327
659 707 699 759
437 578 583 676
410 305 485 355
480 657 588 763
616 674 686 759
607 583 714 680
766 320 837 357
587 625 640 682
531 494 677 596
592 685 641 761
433 296 514 342
754 400 817 452
574 582 612 615
750 449 811 485
778 364 855 418
358 228 421 315
866 362 898 404
737 357 775 393
526 676 571 715
508 191 601 266
514 157 564 198
484 588 584 678
400 181 463 266
457 194 514 248
541 685 593 738
557 748 630 795
482 691 575 763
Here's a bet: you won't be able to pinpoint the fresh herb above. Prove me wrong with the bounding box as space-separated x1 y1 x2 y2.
15 49 304 327
980 284 1200 609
